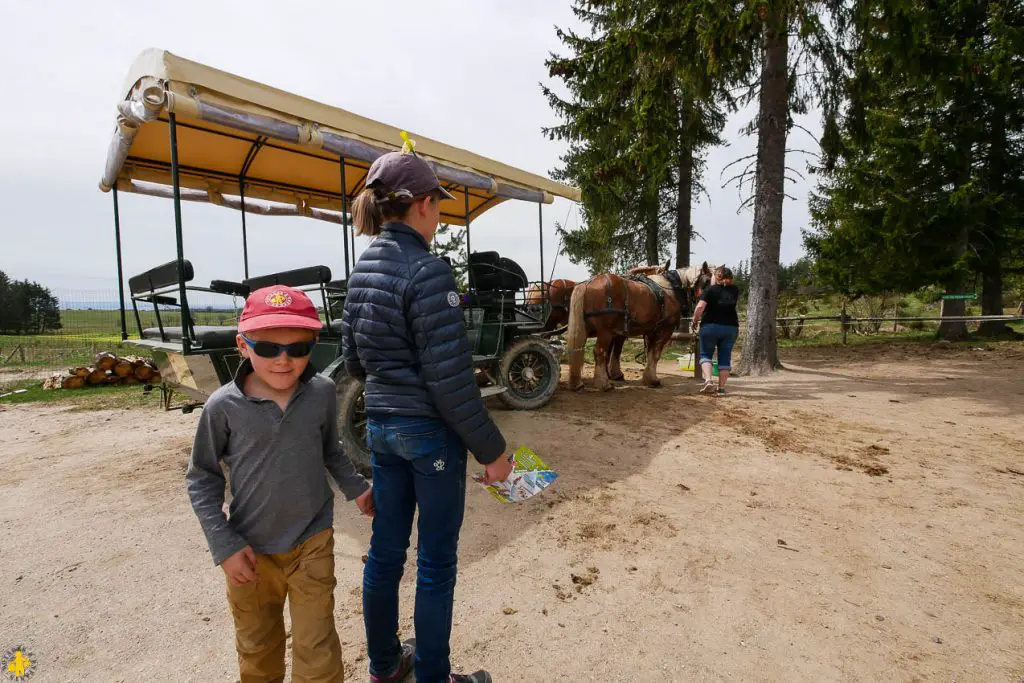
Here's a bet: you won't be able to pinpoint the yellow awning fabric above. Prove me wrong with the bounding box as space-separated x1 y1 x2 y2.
101 49 580 226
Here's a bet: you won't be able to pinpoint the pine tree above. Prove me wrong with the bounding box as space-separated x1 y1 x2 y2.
430 224 468 289
543 0 726 273
808 0 1024 339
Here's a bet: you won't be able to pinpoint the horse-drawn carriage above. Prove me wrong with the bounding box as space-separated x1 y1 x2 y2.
99 49 580 470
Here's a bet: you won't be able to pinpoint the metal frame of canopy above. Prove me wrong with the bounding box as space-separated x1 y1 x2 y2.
100 49 580 355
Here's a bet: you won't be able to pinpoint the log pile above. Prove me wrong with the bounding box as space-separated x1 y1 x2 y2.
42 353 162 390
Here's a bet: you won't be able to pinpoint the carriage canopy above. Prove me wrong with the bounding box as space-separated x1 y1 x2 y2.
100 49 580 226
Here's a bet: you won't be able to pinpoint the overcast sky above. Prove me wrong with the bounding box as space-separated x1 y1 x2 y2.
0 0 817 302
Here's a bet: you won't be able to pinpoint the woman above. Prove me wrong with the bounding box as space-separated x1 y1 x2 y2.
341 149 513 683
690 266 740 395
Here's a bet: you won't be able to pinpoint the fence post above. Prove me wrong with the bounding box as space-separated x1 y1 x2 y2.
893 302 898 332
841 303 849 345
19 346 26 363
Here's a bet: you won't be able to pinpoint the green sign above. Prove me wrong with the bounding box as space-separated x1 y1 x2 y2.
941 293 976 300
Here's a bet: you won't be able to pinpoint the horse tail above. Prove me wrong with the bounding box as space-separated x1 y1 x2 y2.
566 283 588 381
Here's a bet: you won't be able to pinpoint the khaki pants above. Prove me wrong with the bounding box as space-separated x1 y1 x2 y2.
226 528 345 683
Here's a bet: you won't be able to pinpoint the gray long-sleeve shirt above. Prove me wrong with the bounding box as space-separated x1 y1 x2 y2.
185 361 369 565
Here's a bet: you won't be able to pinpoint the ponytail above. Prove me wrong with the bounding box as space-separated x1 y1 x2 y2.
352 187 419 236
352 189 384 236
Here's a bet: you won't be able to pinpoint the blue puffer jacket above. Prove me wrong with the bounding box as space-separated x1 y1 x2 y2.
341 222 506 464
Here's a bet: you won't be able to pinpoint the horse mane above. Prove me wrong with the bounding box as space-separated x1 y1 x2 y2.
628 265 667 276
625 263 719 286
675 263 718 287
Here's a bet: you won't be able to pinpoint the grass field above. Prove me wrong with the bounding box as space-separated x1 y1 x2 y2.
0 308 238 367
0 378 160 410
1 302 1020 371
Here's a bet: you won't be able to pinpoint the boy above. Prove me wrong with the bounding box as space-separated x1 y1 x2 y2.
186 285 377 683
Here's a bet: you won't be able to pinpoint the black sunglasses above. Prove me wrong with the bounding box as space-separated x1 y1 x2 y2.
240 335 315 359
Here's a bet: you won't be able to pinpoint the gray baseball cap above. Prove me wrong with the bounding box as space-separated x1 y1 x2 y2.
365 151 456 201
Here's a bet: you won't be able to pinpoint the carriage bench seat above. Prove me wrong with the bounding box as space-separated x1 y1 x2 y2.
210 280 250 297
468 251 528 291
244 265 332 290
141 326 239 349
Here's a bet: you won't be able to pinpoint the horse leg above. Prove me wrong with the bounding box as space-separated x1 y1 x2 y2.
642 329 671 387
608 335 626 381
593 331 615 392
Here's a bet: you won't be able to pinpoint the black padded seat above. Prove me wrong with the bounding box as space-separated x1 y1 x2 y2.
244 266 332 291
210 280 250 297
142 326 239 349
130 259 195 295
468 252 528 291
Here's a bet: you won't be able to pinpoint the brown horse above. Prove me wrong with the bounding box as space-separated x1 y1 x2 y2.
525 278 577 330
565 263 713 391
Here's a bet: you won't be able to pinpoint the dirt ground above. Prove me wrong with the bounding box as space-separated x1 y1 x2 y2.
1 343 1023 682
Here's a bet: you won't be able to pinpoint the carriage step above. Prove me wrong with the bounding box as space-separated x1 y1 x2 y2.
480 385 508 398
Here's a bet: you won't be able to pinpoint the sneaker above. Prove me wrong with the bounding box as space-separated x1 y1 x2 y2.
370 639 415 682
717 388 727 396
450 672 493 683
699 380 717 395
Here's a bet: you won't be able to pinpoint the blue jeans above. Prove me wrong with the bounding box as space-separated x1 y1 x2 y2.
363 415 467 683
699 323 739 370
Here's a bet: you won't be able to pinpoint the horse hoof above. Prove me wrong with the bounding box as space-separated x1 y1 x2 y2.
598 383 614 392
643 379 662 388
609 373 625 382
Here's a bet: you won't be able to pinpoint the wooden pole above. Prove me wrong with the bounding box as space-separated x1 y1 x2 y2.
3 345 22 364
841 302 849 345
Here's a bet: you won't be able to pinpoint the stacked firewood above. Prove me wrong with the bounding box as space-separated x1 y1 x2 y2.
42 353 162 390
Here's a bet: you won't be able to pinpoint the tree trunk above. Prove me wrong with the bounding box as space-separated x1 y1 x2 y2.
938 231 970 341
977 96 1011 337
938 296 969 339
676 143 693 269
938 6 983 343
644 212 660 266
113 360 136 377
738 6 788 376
977 261 1010 336
134 364 155 381
938 226 971 342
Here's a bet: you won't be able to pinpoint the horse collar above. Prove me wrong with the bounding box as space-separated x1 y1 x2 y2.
663 270 689 306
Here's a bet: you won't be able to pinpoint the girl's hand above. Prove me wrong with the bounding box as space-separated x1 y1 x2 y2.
484 455 514 484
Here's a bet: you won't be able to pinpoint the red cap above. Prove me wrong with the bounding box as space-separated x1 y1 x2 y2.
238 286 324 333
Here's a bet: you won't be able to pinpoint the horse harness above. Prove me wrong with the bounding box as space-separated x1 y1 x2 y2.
584 271 691 335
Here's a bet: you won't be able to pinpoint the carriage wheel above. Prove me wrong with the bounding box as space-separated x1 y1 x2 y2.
335 374 371 477
498 337 560 410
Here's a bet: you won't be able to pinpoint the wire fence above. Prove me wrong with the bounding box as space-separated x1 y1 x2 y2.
1 290 1022 370
0 289 245 368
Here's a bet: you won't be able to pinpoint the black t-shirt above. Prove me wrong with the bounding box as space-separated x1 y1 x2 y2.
699 284 740 327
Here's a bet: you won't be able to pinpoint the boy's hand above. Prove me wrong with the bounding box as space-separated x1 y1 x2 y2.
483 454 514 484
355 488 375 517
222 546 259 586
